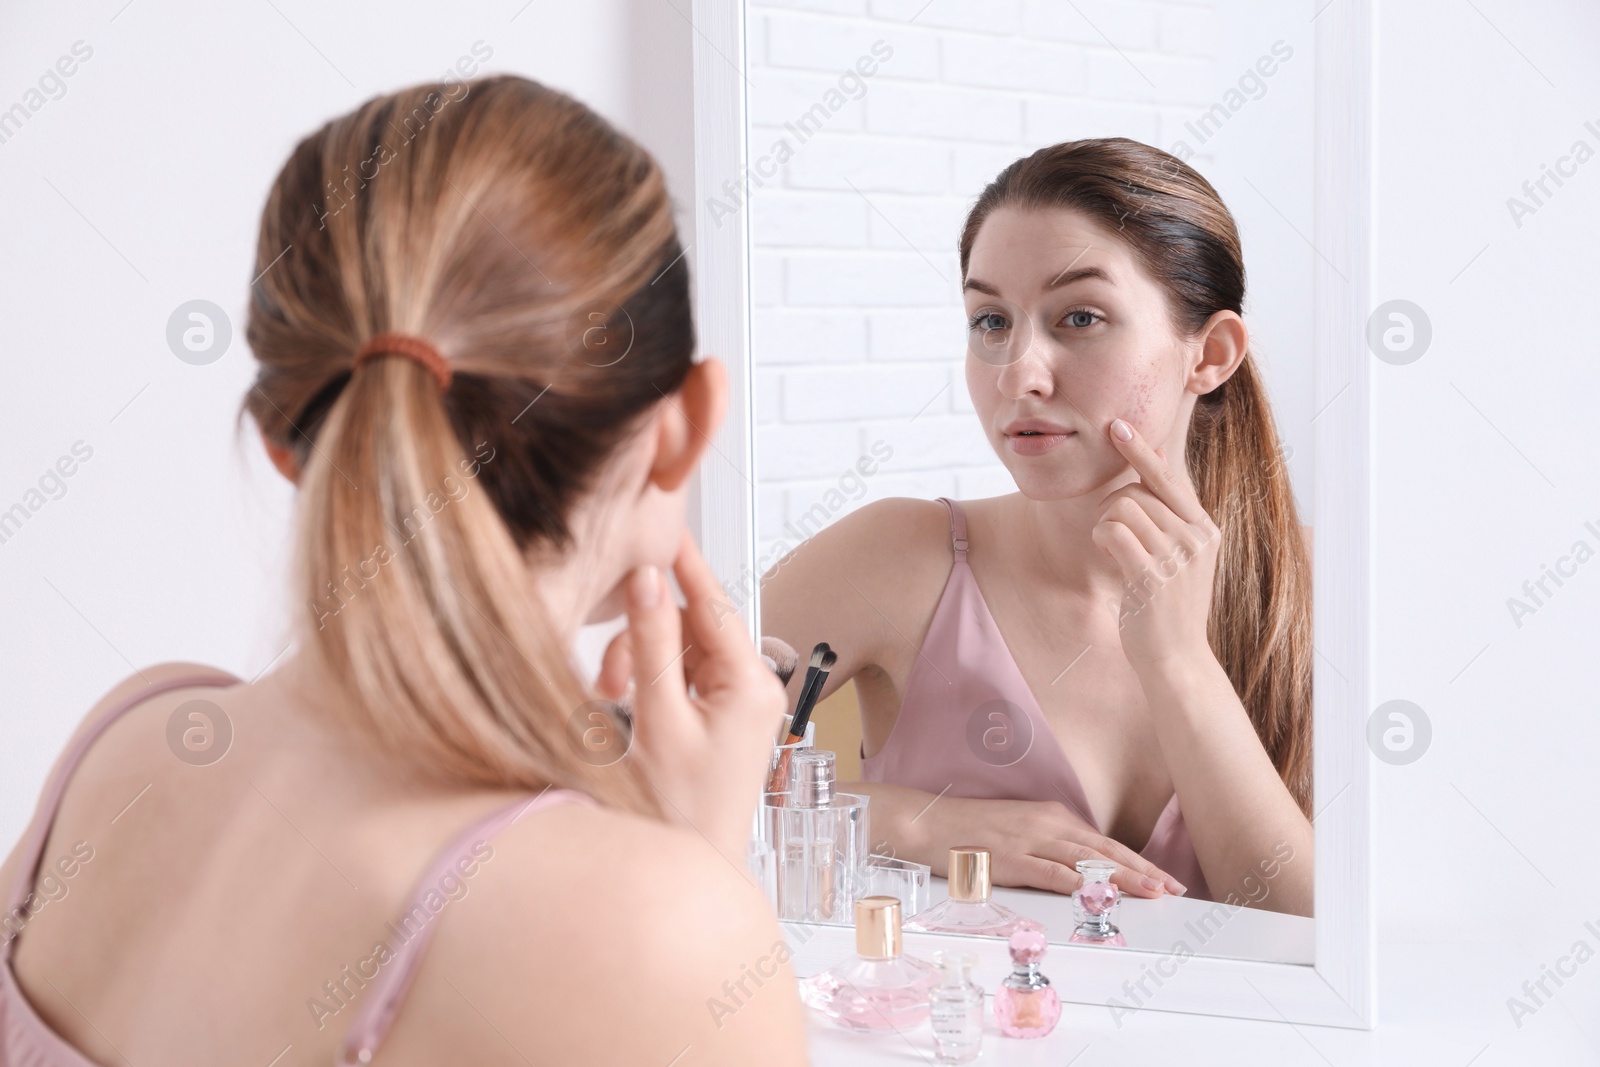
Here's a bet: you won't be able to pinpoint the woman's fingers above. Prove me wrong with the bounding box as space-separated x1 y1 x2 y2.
623 564 688 722
1101 494 1168 556
595 628 633 700
1030 838 1168 899
1007 854 1084 896
1069 828 1186 896
672 529 757 664
1106 417 1211 526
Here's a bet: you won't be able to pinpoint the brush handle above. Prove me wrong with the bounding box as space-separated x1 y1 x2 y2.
788 664 828 740
764 673 822 794
764 744 797 795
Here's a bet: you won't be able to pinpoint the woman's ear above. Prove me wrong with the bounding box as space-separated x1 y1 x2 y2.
649 358 729 492
262 430 301 485
1186 310 1249 395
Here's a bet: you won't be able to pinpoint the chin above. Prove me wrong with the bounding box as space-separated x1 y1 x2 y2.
998 447 1123 501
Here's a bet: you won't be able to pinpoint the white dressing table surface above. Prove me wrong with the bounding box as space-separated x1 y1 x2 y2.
782 883 1596 1064
784 932 1598 1065
939 878 1315 965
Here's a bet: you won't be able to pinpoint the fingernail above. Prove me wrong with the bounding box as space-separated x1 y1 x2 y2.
1166 877 1187 896
1110 418 1133 442
1140 875 1162 893
629 565 660 609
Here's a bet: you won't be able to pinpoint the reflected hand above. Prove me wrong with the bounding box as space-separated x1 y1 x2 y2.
1091 417 1222 675
928 793 1186 899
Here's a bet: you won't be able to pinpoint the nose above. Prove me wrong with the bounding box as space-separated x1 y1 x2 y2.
995 332 1055 401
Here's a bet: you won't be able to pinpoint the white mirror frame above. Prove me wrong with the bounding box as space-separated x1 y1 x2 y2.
687 0 1374 1029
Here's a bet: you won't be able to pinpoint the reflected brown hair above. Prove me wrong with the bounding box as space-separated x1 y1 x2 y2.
958 138 1312 815
243 76 695 813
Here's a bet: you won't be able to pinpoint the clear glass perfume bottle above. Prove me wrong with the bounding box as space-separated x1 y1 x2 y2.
800 896 939 1031
993 922 1061 1039
929 951 984 1064
1068 859 1126 946
906 846 1027 936
773 751 868 924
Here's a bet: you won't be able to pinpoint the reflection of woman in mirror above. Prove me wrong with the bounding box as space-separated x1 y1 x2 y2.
764 139 1312 916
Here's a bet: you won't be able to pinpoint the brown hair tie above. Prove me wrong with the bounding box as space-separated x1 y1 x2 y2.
352 332 453 390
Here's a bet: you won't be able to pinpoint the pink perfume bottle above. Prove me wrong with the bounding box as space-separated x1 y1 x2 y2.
906 846 1027 936
993 923 1061 1038
1068 859 1126 946
799 896 939 1031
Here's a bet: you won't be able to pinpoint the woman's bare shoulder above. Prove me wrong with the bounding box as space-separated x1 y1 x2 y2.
759 497 965 672
0 663 240 896
764 496 958 597
423 801 809 1066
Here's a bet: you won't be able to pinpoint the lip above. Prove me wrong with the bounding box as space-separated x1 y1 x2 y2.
1001 418 1077 456
1002 418 1074 437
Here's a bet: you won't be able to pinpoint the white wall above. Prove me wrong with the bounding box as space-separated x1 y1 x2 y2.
1372 0 1600 1043
0 0 692 849
746 0 1316 568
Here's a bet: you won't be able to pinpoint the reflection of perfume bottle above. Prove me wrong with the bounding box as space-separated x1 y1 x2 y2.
906 846 1027 936
799 896 939 1031
929 950 983 1064
775 751 867 923
993 923 1061 1039
1068 859 1126 946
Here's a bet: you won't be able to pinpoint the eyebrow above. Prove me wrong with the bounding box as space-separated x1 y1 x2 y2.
962 265 1113 296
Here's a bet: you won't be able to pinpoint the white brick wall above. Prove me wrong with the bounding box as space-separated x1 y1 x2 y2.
746 1 1314 566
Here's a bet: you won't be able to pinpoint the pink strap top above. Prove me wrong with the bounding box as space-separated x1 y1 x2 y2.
860 498 1211 901
1 672 594 1067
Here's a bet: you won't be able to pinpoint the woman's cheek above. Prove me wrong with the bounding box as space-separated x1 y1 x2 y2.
965 359 1002 423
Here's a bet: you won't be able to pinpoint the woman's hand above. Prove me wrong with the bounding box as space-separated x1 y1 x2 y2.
596 530 788 861
1091 417 1223 675
862 783 1186 899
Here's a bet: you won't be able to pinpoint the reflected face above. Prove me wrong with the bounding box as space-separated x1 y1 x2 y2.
963 206 1196 500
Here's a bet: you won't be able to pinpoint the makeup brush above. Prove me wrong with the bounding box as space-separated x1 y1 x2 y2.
759 636 799 689
787 648 836 747
766 643 829 794
790 643 828 725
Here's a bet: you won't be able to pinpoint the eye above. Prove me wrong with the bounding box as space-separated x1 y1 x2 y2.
1063 309 1101 329
968 311 1010 333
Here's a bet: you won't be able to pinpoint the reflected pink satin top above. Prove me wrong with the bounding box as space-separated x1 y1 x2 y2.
861 497 1211 901
1 673 593 1067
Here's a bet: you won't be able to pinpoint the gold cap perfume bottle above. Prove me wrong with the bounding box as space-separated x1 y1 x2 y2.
906 846 1034 937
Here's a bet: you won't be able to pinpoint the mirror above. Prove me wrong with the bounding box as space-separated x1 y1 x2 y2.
741 0 1325 976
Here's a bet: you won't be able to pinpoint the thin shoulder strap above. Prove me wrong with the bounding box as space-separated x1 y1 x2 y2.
936 496 969 560
338 787 598 1066
2 672 239 960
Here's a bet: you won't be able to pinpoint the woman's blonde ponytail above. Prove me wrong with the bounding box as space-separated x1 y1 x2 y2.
245 77 694 812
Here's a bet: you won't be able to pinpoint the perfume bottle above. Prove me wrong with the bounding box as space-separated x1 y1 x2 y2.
906 846 1027 936
993 922 1061 1038
799 896 939 1031
1068 859 1126 946
774 751 868 923
929 951 984 1064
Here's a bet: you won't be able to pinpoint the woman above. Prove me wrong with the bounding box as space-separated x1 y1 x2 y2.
0 78 807 1065
763 139 1313 916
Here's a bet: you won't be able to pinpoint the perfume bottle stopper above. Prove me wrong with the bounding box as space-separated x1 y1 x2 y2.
791 749 836 807
947 846 991 901
856 895 902 959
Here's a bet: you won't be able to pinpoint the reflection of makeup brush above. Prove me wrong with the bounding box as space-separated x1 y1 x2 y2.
790 643 828 724
766 643 829 794
787 649 836 747
759 636 799 689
